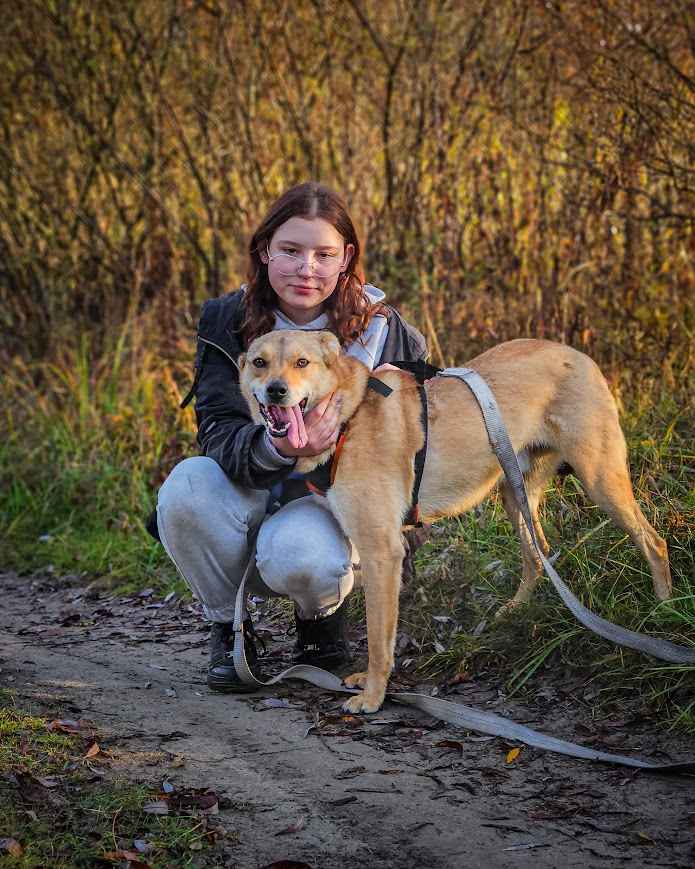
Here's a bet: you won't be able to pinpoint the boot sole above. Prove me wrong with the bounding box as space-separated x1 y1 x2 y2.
206 674 259 694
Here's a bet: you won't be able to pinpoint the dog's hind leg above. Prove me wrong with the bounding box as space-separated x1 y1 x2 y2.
563 437 672 601
496 450 560 617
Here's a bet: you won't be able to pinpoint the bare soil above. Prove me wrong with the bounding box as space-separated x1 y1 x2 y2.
1 570 694 869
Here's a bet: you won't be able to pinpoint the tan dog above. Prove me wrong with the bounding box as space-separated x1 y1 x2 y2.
239 331 671 713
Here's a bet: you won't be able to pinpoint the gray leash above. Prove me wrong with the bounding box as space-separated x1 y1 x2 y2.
441 368 695 666
230 368 695 773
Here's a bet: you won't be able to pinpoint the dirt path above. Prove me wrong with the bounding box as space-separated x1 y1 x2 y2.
1 571 694 868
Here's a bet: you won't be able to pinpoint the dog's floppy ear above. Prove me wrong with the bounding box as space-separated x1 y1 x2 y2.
238 352 246 371
319 331 341 366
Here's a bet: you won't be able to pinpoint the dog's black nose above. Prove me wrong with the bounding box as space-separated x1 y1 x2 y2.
266 380 288 401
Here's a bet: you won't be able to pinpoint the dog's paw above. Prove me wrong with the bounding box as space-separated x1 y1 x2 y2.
342 691 384 714
343 671 368 689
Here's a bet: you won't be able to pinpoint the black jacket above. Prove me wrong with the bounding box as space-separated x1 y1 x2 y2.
146 289 427 540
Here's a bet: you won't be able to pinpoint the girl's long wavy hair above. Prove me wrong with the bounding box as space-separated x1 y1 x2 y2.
241 182 386 347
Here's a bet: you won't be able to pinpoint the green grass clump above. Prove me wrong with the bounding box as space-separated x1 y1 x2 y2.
0 693 227 867
0 320 194 594
1 784 227 868
0 704 75 776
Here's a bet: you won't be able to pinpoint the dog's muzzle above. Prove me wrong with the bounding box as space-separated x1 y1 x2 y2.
255 390 309 449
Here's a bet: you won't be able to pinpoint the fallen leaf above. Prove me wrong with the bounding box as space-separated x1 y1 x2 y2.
14 772 67 808
35 776 60 788
157 730 188 741
103 850 141 862
133 839 154 854
169 789 219 813
143 800 169 815
84 743 101 758
0 839 23 858
435 739 465 755
506 747 522 764
472 619 488 637
334 766 366 780
46 719 81 734
259 697 291 709
327 796 357 806
260 863 314 869
502 842 545 851
275 816 307 836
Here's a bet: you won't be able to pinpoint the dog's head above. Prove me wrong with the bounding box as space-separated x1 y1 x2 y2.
238 330 342 449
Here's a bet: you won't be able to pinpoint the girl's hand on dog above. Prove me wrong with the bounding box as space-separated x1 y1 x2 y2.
271 393 342 458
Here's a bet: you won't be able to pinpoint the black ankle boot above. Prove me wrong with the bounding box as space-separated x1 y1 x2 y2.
292 601 353 668
207 618 264 693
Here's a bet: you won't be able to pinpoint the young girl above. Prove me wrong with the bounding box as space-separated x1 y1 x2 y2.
151 182 427 692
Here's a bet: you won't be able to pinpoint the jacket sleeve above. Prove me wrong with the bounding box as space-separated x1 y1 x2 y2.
193 342 297 491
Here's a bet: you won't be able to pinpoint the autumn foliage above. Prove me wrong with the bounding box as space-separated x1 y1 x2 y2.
0 0 693 383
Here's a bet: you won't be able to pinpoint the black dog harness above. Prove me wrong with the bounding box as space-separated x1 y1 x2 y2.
393 360 442 525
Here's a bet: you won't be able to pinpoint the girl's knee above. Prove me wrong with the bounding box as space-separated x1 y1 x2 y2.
158 456 266 533
256 499 352 609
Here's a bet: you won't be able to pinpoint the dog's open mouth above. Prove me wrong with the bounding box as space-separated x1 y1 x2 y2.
257 397 308 449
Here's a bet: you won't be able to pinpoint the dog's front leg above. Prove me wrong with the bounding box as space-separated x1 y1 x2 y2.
342 534 404 714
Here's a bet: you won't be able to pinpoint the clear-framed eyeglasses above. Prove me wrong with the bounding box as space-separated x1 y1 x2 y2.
266 242 346 278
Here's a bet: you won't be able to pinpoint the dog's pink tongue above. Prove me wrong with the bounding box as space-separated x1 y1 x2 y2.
287 403 308 450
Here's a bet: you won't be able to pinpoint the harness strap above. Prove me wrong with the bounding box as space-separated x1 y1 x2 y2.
404 384 428 526
366 376 393 397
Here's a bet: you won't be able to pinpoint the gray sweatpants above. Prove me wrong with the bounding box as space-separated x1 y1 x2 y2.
156 456 356 623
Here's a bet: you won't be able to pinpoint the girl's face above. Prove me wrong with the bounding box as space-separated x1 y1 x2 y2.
261 216 354 325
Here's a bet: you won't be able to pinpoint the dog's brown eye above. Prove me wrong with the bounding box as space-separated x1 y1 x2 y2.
296 358 310 368
253 357 266 368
